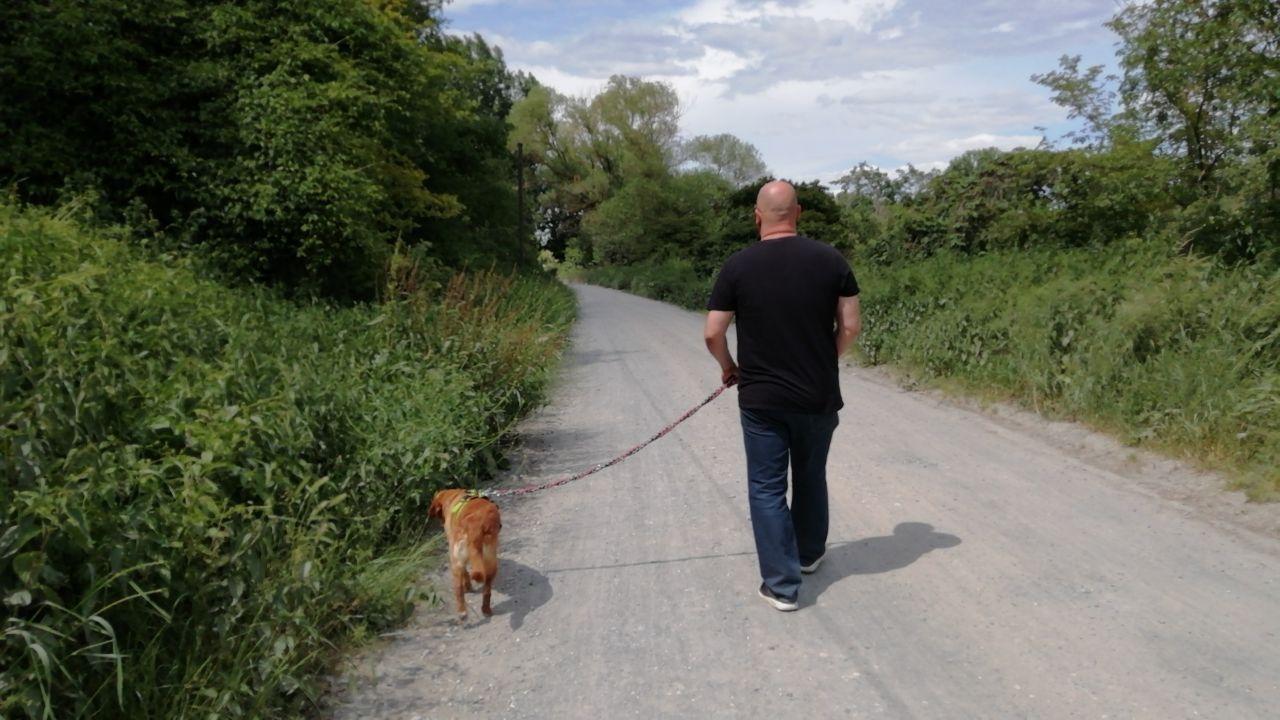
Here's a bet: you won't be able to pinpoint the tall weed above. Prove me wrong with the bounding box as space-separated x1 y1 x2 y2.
0 204 574 718
856 238 1280 498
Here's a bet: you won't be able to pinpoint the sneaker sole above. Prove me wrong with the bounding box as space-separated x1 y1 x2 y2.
758 587 799 612
800 556 823 574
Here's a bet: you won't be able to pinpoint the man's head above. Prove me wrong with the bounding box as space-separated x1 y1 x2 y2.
754 180 801 240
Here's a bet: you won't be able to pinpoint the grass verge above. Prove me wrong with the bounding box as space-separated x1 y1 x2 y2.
1 203 575 718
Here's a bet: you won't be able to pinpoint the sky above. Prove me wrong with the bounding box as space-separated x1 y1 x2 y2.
442 0 1122 183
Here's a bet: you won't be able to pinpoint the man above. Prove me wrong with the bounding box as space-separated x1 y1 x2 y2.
704 180 861 611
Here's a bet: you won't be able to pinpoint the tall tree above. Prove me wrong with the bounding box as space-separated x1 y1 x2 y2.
684 133 769 186
0 0 536 297
508 75 685 259
1031 55 1121 148
1109 0 1280 189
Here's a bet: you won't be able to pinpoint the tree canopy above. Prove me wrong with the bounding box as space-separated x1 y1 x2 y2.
0 0 536 299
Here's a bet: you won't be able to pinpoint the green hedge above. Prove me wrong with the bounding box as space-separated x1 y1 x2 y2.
0 204 575 718
856 239 1280 499
582 258 711 311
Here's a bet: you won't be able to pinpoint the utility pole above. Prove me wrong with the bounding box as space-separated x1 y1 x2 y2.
516 142 525 245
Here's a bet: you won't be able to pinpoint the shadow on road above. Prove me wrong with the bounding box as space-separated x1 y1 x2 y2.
488 558 552 631
805 522 961 604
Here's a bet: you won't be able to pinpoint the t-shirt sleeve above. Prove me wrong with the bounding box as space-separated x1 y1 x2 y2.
706 261 736 311
839 262 860 297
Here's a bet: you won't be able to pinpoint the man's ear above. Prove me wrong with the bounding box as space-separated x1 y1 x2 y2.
753 207 763 228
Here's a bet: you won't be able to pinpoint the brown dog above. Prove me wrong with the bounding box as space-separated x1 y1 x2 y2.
428 489 501 620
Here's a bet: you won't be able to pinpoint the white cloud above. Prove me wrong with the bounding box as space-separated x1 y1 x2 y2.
447 0 1116 177
679 0 899 29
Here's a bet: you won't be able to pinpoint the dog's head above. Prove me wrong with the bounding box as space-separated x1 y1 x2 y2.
428 489 452 521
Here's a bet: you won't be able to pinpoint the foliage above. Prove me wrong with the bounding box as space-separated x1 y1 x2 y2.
854 239 1280 499
1109 0 1279 189
0 204 575 718
583 171 730 266
683 134 769 186
1031 0 1279 262
582 258 713 312
508 76 764 262
0 0 534 299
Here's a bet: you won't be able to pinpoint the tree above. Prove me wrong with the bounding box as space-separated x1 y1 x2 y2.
1109 0 1279 189
684 133 769 186
1031 54 1121 148
508 75 686 259
0 0 536 298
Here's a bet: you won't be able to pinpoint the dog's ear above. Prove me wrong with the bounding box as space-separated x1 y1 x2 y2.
428 491 445 520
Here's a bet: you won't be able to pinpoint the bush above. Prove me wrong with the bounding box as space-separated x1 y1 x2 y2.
0 1 529 299
855 237 1280 498
0 204 575 718
583 258 712 311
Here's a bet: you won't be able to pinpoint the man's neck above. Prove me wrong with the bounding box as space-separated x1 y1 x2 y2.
759 229 796 241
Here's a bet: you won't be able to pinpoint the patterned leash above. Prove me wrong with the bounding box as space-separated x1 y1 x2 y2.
483 382 732 499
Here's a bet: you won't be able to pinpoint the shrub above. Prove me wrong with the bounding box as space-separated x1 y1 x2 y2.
855 237 1280 498
0 204 575 718
583 258 712 311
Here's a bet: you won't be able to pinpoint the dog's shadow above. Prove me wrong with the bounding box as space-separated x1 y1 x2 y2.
806 522 961 603
485 558 552 631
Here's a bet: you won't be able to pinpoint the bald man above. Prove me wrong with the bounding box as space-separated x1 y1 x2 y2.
704 180 861 611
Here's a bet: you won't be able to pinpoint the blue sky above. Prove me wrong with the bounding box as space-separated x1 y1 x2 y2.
443 0 1121 182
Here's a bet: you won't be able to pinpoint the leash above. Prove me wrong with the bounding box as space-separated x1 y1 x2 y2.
483 382 732 499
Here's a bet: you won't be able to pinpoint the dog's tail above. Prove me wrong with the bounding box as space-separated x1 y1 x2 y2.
468 514 500 585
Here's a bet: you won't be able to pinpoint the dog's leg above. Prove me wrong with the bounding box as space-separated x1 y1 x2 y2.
450 541 469 620
451 562 468 620
480 539 498 617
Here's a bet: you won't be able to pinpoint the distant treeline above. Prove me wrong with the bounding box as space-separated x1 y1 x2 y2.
1 0 538 299
529 0 1277 274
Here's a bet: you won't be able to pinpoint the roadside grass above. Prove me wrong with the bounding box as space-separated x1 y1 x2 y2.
0 203 574 718
854 240 1279 499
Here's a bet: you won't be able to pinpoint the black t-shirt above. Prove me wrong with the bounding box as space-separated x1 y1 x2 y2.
706 235 859 414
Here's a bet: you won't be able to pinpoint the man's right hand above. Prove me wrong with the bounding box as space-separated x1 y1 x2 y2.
722 364 740 386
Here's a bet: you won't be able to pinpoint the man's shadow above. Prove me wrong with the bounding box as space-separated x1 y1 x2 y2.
806 522 961 603
484 558 552 631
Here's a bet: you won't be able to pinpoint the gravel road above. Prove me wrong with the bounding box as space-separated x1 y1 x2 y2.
327 284 1280 720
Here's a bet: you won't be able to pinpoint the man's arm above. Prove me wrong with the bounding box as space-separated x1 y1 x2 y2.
836 295 861 357
704 310 739 385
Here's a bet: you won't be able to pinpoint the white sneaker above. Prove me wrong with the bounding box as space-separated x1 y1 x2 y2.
758 583 799 611
800 554 824 574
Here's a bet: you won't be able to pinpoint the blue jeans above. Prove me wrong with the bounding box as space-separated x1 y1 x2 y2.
740 408 839 602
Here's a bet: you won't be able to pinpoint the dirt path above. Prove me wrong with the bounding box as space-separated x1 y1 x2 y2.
326 284 1280 719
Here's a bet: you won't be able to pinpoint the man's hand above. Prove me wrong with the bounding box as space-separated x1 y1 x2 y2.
836 294 861 357
704 310 737 386
721 364 740 386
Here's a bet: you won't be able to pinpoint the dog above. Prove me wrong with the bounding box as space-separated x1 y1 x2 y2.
428 489 502 620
